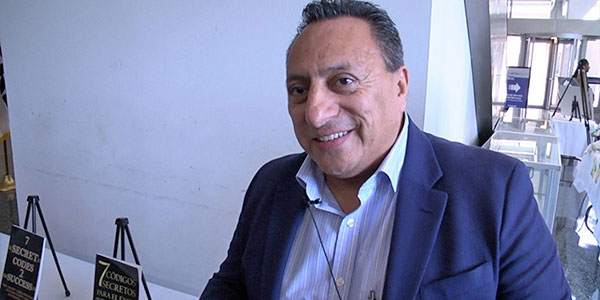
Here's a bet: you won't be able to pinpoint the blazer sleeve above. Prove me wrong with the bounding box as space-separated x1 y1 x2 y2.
199 175 262 299
497 162 571 299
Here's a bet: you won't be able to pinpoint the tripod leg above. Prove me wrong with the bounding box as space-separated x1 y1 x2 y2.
25 196 39 234
585 119 592 144
34 201 71 296
124 224 152 300
113 218 129 260
139 273 152 300
552 74 576 117
32 203 37 234
112 225 120 258
23 198 32 230
121 227 125 261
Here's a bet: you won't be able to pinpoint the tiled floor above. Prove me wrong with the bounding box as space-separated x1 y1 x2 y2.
554 213 600 299
553 159 600 300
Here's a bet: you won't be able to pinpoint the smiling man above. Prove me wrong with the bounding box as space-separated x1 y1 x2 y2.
286 15 408 215
201 1 570 299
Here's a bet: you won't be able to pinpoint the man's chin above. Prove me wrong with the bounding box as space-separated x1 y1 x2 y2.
316 163 359 181
315 163 351 178
309 152 362 178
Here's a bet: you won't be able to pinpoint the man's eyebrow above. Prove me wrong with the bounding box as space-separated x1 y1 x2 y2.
319 63 351 76
286 74 307 84
286 63 352 84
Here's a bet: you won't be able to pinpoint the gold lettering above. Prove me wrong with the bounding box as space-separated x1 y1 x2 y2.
8 245 40 262
98 260 111 287
12 256 35 272
105 271 136 286
3 273 35 291
100 279 137 297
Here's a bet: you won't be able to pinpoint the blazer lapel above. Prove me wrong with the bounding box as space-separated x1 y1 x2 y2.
261 175 307 300
383 119 448 299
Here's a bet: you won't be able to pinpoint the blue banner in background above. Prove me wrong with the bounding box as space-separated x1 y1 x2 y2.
505 67 531 109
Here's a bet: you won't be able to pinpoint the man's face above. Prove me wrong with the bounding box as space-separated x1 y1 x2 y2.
286 17 409 181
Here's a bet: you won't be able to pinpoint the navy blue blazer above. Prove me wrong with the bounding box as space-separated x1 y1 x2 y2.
201 119 570 299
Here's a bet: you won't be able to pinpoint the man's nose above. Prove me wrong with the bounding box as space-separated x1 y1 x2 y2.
305 85 338 128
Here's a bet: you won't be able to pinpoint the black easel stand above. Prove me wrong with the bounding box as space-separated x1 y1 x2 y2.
113 218 152 300
551 67 592 144
552 71 577 118
23 195 71 297
570 98 582 122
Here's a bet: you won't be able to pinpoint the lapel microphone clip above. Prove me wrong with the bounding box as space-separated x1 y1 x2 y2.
307 198 322 206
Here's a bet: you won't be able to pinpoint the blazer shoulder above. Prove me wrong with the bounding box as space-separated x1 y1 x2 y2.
255 153 306 178
246 153 307 193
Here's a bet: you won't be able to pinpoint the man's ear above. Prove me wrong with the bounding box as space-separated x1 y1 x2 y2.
394 66 409 97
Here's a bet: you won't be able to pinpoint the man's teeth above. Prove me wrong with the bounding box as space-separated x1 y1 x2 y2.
318 131 349 142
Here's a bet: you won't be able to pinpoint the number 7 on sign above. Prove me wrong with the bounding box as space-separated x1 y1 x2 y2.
97 260 111 287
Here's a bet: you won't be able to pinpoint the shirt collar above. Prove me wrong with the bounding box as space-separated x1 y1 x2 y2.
296 112 409 198
376 112 409 192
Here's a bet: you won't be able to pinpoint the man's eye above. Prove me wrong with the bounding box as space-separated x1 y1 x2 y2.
289 87 307 96
330 76 357 94
338 77 354 85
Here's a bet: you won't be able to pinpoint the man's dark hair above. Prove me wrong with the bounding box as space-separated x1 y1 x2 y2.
578 58 589 69
288 0 404 72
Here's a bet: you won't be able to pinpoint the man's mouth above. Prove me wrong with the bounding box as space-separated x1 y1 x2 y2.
317 130 349 142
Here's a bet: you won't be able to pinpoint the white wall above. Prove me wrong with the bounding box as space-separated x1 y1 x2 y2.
394 1 433 127
424 0 479 144
0 0 434 295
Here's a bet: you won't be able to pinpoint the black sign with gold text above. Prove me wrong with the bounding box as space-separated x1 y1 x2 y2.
93 254 141 300
0 226 46 300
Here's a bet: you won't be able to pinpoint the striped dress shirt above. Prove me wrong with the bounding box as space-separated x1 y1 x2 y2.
280 114 409 300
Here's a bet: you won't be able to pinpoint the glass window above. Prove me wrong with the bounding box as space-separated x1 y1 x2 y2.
585 39 600 106
507 35 523 67
529 40 551 106
586 39 600 77
509 0 555 19
492 40 508 107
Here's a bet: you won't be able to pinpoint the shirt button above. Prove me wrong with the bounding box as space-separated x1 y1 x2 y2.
336 277 345 287
346 218 355 228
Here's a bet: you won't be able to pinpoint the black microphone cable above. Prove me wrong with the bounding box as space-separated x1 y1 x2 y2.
306 198 343 300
